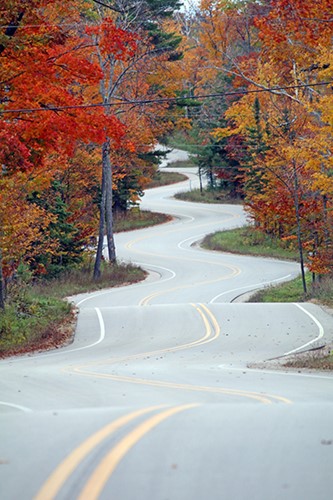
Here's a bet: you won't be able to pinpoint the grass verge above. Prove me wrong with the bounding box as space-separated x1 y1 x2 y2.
114 209 171 232
164 136 200 155
0 292 74 358
203 224 333 370
145 171 187 188
0 261 146 359
175 188 242 204
202 226 299 261
164 159 195 169
203 225 333 307
248 273 333 307
0 206 172 358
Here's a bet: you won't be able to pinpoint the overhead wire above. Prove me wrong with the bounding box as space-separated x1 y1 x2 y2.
1 81 332 115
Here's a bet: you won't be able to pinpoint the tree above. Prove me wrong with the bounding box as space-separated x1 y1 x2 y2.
184 0 333 288
87 0 183 278
0 0 110 304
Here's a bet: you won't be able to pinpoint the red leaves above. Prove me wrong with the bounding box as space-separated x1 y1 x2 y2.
0 1 141 281
86 18 137 60
0 123 33 173
255 0 333 52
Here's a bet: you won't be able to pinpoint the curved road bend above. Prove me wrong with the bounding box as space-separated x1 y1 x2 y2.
1 149 333 500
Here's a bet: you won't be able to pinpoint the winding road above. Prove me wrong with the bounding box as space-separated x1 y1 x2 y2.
1 149 333 500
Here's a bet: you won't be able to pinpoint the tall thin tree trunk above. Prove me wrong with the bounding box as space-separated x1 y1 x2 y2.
93 165 107 279
103 140 116 263
322 194 330 249
0 249 5 310
199 167 203 194
93 138 116 279
0 222 5 309
293 162 307 294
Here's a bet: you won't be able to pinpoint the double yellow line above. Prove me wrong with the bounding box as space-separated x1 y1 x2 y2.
138 263 240 304
34 403 198 500
35 304 291 499
68 303 220 373
68 304 291 405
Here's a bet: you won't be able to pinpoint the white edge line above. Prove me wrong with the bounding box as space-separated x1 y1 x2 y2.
61 307 105 354
178 233 206 249
0 401 33 412
210 274 292 303
5 308 106 361
284 303 325 356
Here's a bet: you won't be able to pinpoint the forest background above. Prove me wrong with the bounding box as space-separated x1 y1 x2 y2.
0 0 332 349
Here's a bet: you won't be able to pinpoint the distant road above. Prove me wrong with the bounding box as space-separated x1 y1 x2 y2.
1 148 333 500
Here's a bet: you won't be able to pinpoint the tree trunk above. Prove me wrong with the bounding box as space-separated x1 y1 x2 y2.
93 139 116 278
0 249 5 310
103 140 116 263
198 166 203 194
322 194 330 249
293 162 307 294
93 165 107 279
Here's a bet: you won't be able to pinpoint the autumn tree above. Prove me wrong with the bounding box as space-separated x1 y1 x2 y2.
86 0 184 278
0 0 112 305
191 0 333 289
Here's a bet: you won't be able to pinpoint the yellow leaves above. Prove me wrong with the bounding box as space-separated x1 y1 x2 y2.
317 95 333 127
211 126 235 139
224 96 258 133
176 118 192 131
0 173 55 275
311 172 333 196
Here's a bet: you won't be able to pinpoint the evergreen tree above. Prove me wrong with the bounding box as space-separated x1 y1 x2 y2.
243 97 269 196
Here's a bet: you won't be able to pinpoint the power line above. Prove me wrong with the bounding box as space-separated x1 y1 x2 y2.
1 81 332 115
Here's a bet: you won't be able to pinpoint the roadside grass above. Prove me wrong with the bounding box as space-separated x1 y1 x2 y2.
202 226 299 261
0 261 146 358
202 224 333 370
114 209 171 232
164 159 195 169
38 260 147 298
145 170 187 188
0 204 173 358
248 274 311 303
0 288 73 357
202 225 333 307
175 187 243 204
249 273 333 307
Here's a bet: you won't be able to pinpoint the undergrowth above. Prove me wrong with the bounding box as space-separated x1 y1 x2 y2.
0 261 146 357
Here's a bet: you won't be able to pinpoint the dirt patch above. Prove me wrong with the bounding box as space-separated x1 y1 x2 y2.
249 344 333 373
282 344 333 371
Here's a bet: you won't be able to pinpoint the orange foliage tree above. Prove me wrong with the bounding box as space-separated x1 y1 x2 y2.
1 0 184 299
0 0 125 304
196 0 333 289
85 1 183 278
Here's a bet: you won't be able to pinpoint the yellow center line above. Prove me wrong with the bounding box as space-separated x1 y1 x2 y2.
139 266 240 305
124 213 242 307
66 305 292 406
125 210 240 250
33 405 167 500
77 403 199 500
197 303 221 342
71 369 280 404
63 303 216 372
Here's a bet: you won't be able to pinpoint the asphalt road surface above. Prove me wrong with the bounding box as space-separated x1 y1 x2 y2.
1 149 333 500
